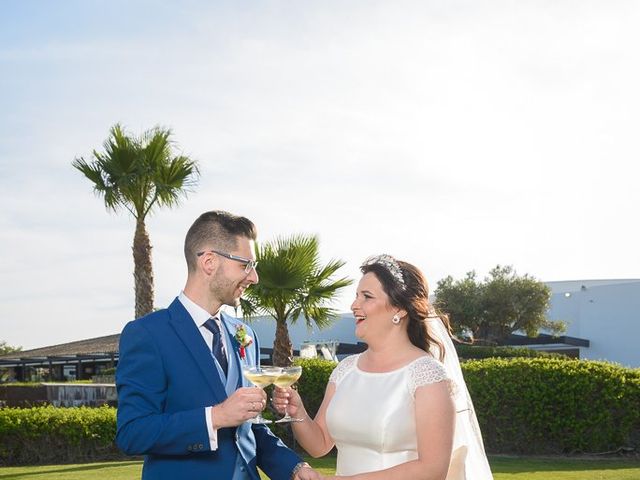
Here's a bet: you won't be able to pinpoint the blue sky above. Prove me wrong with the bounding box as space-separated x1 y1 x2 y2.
1 0 639 349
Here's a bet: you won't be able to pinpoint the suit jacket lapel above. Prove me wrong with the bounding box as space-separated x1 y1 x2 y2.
167 298 228 402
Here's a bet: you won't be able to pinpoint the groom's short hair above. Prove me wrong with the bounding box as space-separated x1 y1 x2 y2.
184 210 257 273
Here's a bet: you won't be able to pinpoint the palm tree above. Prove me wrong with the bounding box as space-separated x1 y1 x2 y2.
73 124 199 319
240 234 353 367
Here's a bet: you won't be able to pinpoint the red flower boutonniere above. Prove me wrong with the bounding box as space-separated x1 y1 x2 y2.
234 324 253 360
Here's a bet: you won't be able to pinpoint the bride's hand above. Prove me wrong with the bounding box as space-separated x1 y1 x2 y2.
272 385 303 417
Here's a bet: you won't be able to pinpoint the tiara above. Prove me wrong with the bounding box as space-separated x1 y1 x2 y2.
361 254 406 290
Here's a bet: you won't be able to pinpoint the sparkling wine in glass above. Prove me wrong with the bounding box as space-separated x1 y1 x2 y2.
242 366 282 424
274 366 303 423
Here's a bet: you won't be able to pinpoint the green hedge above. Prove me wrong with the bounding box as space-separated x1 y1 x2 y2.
0 405 122 466
294 358 336 417
289 357 640 455
462 357 640 454
1 357 638 465
456 344 560 360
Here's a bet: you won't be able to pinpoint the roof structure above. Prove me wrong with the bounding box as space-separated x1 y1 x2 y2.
0 334 120 367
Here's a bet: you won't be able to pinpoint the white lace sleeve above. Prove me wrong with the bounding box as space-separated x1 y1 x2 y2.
408 356 453 398
328 354 358 386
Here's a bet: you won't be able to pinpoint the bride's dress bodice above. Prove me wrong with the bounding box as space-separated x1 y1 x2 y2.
326 354 449 476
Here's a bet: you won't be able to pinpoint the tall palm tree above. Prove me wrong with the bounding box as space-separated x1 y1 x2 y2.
240 234 353 366
72 124 199 319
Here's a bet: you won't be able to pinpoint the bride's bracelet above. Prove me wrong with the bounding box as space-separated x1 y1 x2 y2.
300 411 312 421
290 461 310 479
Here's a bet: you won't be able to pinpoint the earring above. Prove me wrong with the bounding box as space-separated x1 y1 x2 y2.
392 314 401 324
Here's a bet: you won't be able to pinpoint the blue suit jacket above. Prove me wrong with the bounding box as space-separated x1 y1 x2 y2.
116 298 301 480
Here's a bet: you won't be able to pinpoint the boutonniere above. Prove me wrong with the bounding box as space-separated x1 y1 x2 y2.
234 324 253 360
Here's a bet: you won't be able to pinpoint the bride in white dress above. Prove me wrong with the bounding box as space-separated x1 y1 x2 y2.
273 255 493 480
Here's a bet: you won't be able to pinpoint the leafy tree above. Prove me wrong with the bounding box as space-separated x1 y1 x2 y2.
0 341 21 382
0 340 21 356
240 235 353 366
73 124 199 318
434 265 565 344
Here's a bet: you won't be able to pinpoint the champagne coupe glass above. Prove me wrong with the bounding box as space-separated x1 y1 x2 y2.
274 366 303 423
242 366 282 424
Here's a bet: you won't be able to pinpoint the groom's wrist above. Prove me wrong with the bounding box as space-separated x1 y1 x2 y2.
211 404 225 429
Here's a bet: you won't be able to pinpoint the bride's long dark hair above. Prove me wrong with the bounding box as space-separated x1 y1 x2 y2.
360 259 453 361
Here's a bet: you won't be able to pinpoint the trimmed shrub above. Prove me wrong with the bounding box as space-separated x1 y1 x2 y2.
294 358 336 417
2 357 637 465
0 405 123 466
456 344 560 360
288 356 639 455
462 357 640 454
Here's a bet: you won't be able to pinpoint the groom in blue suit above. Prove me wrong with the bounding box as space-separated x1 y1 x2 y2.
116 211 320 480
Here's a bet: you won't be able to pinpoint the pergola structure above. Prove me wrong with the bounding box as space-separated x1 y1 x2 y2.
0 334 119 381
0 330 590 382
0 332 367 382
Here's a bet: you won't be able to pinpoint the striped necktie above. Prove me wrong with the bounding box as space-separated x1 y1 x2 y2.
204 318 228 375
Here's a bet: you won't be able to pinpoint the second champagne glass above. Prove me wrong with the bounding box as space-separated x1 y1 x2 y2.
242 366 282 424
274 366 303 423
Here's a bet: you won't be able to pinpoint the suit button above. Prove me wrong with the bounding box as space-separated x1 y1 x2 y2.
187 445 192 451
198 443 203 450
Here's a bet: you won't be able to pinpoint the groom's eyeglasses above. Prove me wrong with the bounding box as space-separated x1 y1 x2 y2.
196 249 258 274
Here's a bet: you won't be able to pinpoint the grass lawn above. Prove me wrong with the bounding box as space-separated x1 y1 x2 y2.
0 456 638 479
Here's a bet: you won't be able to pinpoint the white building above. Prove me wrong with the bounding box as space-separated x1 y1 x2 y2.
249 279 640 368
544 279 640 368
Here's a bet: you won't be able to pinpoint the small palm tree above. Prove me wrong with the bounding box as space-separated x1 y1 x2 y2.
73 124 199 318
241 235 352 366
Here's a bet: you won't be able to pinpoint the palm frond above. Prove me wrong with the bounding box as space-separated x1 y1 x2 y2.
154 156 200 209
311 259 348 284
73 123 199 221
239 297 263 319
300 306 341 329
242 233 352 328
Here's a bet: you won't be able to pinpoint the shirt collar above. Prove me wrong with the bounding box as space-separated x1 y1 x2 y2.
178 291 221 328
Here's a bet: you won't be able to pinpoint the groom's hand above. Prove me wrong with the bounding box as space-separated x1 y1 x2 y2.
211 387 267 428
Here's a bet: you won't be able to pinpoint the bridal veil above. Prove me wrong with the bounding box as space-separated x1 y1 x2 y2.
427 317 494 480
